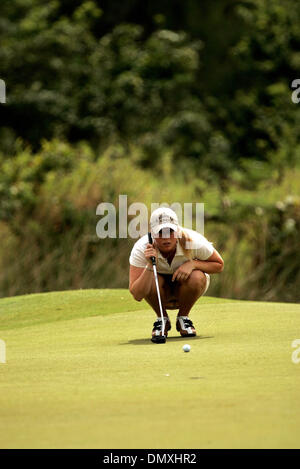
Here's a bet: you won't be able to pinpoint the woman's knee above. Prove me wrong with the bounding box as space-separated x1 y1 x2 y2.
186 270 207 292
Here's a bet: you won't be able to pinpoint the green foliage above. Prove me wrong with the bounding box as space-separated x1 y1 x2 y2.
0 139 90 221
1 0 300 182
1 1 300 300
218 0 300 170
0 139 300 302
0 140 162 296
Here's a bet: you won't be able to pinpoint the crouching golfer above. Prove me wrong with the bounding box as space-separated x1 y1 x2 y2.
129 207 224 343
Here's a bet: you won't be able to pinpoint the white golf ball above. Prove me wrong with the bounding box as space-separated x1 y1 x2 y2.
183 344 191 353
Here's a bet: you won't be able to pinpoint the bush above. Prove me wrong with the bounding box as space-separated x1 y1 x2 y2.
0 139 300 302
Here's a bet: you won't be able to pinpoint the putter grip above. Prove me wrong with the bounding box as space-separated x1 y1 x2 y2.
148 232 156 265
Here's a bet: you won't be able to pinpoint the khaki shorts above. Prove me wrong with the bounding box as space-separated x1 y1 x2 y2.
160 272 210 310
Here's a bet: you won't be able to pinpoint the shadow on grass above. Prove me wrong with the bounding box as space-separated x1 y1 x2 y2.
120 335 214 346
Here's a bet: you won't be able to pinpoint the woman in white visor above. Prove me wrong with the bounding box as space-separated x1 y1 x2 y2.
129 207 224 343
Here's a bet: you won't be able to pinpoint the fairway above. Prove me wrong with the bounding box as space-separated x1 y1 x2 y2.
0 289 299 449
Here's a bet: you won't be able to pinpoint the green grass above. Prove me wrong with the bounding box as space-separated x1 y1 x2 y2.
0 289 299 449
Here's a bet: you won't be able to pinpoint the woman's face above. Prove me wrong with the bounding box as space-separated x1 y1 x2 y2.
153 228 177 254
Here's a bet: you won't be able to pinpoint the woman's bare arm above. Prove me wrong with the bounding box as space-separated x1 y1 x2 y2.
129 265 153 301
192 249 224 273
129 243 157 301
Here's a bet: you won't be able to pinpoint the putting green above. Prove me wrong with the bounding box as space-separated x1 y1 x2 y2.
0 289 299 449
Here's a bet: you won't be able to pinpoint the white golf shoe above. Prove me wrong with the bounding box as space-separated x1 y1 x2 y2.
176 316 196 337
151 317 171 343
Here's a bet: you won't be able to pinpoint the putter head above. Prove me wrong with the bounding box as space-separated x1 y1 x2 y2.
151 335 166 344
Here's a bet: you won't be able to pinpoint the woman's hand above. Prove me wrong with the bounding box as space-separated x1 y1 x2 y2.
172 260 195 282
144 243 157 266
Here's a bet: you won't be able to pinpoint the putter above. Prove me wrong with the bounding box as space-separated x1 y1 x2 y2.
148 232 166 344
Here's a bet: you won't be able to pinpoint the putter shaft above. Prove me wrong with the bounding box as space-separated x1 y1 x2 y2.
152 263 165 337
148 232 166 341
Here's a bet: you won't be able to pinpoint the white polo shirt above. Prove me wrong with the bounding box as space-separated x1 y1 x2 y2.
129 228 214 274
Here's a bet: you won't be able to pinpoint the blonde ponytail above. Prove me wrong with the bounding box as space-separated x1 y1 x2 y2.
177 227 193 260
